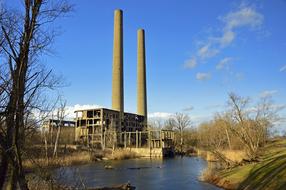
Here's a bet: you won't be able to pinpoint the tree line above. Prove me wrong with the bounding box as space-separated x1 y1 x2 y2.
150 92 284 166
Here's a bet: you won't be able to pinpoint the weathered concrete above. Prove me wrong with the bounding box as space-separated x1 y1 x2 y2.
137 29 147 122
129 148 163 158
128 147 174 158
112 9 124 113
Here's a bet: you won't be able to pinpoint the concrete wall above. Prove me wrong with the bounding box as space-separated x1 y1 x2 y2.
128 148 163 157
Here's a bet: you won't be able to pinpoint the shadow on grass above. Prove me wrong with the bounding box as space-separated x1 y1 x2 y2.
238 152 286 190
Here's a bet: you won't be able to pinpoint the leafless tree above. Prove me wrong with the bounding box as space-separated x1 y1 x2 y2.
163 118 175 130
221 92 283 160
53 98 67 158
0 1 71 189
149 118 164 129
197 120 236 167
171 112 191 154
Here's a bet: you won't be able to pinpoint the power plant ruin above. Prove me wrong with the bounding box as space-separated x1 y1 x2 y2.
70 9 174 157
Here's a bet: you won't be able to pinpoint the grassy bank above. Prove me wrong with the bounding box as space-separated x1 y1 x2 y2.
23 151 93 170
203 138 286 190
23 147 141 170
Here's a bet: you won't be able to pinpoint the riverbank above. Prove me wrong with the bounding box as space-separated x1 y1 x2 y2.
23 147 141 170
202 138 286 190
23 147 141 189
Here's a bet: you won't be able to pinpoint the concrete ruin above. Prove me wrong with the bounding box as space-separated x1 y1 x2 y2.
42 119 76 144
74 9 174 157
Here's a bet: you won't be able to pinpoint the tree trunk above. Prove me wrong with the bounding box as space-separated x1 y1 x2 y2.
6 165 17 190
180 129 183 154
0 153 8 189
53 125 61 158
44 131 49 164
225 128 232 150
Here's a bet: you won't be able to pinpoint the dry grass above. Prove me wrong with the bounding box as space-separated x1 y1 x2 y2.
197 149 247 163
197 150 219 162
197 149 207 159
108 149 139 160
23 152 92 170
200 168 219 182
221 150 247 163
206 152 218 162
23 148 140 170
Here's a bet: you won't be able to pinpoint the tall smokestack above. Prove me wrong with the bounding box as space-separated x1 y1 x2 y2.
137 29 147 122
112 9 124 113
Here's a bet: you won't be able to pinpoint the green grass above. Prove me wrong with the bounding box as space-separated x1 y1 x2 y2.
217 138 286 190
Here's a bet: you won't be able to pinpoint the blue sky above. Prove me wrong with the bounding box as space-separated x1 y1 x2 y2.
9 0 286 127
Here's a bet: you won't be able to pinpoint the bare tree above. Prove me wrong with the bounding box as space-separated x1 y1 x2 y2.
149 118 164 129
53 99 67 158
222 92 282 160
213 115 232 150
0 1 71 189
171 113 191 154
163 118 175 130
197 120 236 167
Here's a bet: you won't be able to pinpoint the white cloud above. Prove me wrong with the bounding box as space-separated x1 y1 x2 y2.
280 65 286 72
196 72 211 81
222 6 264 31
30 104 103 121
197 44 219 59
148 112 173 119
216 57 233 70
185 4 264 69
217 6 263 47
182 106 194 112
184 57 197 69
149 112 213 126
65 104 102 119
259 90 278 98
218 30 236 47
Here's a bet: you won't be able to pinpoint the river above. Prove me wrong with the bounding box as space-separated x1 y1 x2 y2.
55 156 222 190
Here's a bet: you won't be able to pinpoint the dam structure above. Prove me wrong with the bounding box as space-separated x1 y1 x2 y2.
74 9 174 157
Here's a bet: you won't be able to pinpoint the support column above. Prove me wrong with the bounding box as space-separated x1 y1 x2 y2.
136 130 138 148
124 132 127 148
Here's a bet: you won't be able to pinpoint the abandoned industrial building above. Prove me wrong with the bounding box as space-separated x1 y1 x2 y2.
73 9 150 148
42 119 76 144
42 9 175 157
74 108 146 148
73 9 175 156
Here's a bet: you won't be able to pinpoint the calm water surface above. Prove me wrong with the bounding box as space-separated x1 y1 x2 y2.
56 157 222 190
